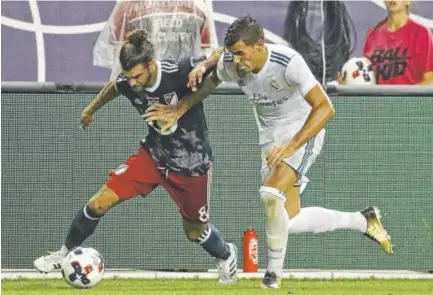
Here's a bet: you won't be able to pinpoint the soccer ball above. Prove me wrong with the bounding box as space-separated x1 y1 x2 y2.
61 247 105 289
341 57 376 85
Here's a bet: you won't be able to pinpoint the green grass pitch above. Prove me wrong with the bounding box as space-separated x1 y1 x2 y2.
2 278 433 295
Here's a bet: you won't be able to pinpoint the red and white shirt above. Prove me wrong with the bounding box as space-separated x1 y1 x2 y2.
363 19 433 85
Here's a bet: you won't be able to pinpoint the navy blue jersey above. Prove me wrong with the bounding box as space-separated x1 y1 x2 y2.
115 56 212 176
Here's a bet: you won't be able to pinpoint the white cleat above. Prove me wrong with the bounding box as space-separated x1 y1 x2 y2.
33 250 67 273
215 243 238 284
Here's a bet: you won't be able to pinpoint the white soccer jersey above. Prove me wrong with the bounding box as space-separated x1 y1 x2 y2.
217 44 320 145
217 44 327 185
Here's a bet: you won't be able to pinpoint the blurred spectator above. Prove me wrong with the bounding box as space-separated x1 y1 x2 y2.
284 1 356 84
363 0 433 85
93 0 218 80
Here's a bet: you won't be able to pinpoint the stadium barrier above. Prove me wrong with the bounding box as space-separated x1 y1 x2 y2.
1 82 432 279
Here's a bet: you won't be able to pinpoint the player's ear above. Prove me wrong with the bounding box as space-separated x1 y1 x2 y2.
255 39 265 52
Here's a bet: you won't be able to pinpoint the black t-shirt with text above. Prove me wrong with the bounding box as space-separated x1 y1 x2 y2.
115 56 212 176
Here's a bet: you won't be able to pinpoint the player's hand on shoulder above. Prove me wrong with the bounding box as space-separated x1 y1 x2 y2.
142 103 180 133
80 111 94 130
187 63 207 92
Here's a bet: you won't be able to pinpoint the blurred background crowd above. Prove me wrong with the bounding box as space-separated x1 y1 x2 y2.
2 0 432 85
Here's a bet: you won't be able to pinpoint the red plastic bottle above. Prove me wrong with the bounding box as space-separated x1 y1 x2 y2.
242 228 258 272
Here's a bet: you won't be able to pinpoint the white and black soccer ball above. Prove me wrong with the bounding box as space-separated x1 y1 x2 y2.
61 247 105 289
341 57 376 85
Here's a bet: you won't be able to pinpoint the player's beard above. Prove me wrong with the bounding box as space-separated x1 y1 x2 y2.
133 85 144 91
133 70 152 92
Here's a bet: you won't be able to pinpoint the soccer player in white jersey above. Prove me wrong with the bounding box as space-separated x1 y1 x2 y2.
144 16 393 289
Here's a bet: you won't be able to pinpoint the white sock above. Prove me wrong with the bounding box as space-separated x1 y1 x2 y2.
266 211 289 278
260 189 290 278
288 207 367 234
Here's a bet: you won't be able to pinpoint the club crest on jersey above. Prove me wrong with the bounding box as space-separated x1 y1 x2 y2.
237 80 245 87
163 92 179 105
270 79 280 91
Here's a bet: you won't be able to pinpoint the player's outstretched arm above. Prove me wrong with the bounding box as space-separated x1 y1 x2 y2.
143 71 221 132
81 80 119 129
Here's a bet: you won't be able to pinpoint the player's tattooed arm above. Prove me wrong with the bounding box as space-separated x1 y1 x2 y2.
178 71 222 117
80 80 119 129
143 71 221 132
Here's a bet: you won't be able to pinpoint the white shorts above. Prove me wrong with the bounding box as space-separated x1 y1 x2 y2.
260 129 325 194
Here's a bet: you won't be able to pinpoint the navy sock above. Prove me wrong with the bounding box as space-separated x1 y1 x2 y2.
196 224 231 260
64 205 102 250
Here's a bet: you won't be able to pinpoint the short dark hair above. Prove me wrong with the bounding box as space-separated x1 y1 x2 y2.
224 16 264 48
119 30 154 71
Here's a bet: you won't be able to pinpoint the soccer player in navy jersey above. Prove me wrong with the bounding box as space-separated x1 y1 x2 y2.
34 30 237 284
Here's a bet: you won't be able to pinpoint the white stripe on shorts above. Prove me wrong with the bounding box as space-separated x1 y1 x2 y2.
298 136 316 174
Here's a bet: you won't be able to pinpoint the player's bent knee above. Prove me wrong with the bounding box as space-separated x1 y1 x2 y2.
184 228 203 242
182 220 206 242
87 185 121 216
263 163 299 195
259 186 286 221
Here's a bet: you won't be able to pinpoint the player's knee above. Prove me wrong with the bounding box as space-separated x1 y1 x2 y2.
182 220 206 242
184 228 202 242
87 185 120 216
87 198 109 216
259 186 286 221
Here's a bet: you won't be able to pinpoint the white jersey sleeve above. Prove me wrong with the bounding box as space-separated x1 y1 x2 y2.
216 53 235 82
285 54 318 97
